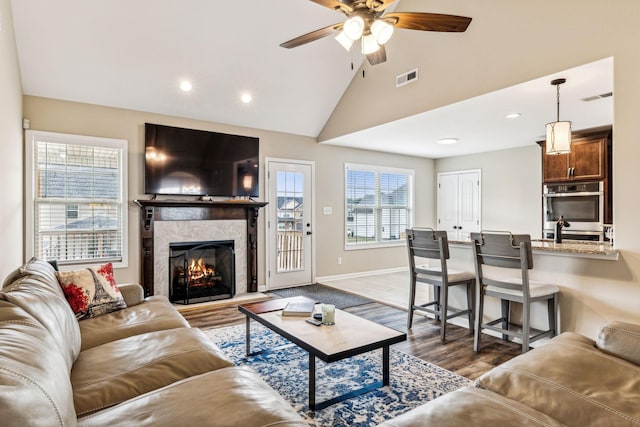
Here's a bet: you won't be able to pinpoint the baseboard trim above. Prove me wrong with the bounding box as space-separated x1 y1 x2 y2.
316 266 408 284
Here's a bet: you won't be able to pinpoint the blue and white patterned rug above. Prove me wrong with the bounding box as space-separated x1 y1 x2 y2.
205 323 471 427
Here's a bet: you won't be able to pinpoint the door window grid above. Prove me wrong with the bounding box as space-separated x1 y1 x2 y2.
345 164 414 248
276 171 304 272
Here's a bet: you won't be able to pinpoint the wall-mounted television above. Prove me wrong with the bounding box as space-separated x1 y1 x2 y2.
144 123 259 197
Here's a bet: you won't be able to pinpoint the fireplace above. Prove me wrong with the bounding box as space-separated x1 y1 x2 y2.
169 240 235 304
135 199 267 297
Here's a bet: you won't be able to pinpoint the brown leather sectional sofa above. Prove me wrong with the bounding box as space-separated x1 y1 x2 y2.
379 321 640 426
0 258 308 427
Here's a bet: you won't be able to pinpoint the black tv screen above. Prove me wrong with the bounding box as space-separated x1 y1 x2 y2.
144 123 259 197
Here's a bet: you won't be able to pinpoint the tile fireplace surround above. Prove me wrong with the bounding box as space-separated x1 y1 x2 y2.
134 199 267 298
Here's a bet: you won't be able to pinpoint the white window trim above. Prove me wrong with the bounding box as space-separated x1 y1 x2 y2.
344 163 415 251
25 130 129 269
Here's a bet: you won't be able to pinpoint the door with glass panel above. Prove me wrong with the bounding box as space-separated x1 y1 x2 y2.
266 159 314 289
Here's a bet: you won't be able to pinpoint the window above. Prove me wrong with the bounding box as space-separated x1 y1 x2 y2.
26 131 128 267
345 163 414 249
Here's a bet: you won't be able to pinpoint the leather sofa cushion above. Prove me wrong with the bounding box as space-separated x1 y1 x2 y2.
1 258 81 371
77 367 308 427
0 301 78 427
78 296 189 351
377 387 566 427
72 327 234 417
476 332 640 426
117 283 145 306
597 321 640 366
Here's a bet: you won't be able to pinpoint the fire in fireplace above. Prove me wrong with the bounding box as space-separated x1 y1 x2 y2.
168 240 235 304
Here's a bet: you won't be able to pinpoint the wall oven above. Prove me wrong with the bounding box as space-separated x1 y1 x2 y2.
543 181 604 241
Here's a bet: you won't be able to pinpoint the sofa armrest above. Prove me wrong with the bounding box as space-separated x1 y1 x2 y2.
118 283 145 307
597 321 640 366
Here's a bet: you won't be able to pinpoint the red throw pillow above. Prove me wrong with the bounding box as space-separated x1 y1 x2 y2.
56 263 127 320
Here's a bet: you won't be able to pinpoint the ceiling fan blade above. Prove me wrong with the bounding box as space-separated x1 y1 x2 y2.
384 12 472 32
308 0 353 14
280 23 343 49
366 0 395 12
366 45 387 65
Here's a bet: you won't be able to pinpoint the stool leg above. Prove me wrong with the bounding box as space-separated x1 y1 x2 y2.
407 273 417 329
473 288 483 352
466 280 474 335
501 299 510 341
522 301 530 353
548 293 558 337
440 284 448 341
434 286 441 322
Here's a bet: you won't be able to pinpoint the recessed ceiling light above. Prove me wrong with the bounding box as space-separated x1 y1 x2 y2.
241 93 252 104
437 138 458 145
179 80 192 92
505 112 522 119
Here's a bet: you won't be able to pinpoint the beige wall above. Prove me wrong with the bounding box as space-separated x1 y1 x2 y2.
22 96 434 287
319 0 640 338
437 145 542 236
0 0 23 279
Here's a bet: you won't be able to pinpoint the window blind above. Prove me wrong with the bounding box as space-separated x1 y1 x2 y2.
345 164 413 247
30 134 126 265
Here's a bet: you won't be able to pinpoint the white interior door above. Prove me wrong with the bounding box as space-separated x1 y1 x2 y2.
266 159 314 289
437 170 481 240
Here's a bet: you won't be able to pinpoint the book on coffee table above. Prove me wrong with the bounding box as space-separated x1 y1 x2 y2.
282 300 315 317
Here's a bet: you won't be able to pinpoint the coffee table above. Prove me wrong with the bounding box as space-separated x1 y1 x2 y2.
238 296 407 410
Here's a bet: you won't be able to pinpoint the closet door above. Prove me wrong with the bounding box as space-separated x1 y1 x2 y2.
437 170 481 241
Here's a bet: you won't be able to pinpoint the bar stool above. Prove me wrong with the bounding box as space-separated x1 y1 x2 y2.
470 231 559 353
406 228 475 341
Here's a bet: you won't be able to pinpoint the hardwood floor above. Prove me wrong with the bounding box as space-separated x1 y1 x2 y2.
181 297 521 381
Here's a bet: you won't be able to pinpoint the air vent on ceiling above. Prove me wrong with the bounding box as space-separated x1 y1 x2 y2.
582 92 613 102
396 68 419 88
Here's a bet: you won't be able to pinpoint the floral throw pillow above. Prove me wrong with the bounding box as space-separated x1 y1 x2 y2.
56 263 127 320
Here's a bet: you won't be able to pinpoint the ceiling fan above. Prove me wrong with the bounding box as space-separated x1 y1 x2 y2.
280 0 472 65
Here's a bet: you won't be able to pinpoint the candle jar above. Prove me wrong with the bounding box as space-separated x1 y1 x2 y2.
321 303 335 325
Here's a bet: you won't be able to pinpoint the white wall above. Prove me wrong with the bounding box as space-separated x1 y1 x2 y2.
0 0 23 279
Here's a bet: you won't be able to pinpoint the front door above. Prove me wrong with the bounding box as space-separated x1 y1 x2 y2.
266 159 314 289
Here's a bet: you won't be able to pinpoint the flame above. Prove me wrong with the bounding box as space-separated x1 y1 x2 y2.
187 258 216 282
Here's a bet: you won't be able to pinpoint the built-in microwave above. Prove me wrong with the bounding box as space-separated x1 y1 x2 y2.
543 181 604 241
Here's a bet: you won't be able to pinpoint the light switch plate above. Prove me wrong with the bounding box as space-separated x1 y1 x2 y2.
323 206 332 215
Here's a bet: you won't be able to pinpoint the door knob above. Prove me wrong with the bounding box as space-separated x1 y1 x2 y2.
306 231 312 235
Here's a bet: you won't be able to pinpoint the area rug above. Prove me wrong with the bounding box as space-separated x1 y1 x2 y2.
205 323 471 427
269 283 373 309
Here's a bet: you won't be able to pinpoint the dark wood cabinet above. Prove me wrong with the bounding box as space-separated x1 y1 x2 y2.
539 127 613 225
541 130 610 183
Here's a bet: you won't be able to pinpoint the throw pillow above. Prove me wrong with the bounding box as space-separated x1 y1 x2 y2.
56 263 127 320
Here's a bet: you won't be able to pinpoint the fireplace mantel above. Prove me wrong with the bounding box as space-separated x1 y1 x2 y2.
134 199 267 297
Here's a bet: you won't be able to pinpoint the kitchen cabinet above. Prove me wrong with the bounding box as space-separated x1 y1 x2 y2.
541 131 610 183
437 170 481 241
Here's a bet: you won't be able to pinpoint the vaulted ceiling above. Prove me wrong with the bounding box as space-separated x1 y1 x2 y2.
11 0 613 158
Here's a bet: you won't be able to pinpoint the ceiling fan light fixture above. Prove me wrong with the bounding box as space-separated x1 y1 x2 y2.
371 19 394 45
343 16 365 40
546 78 572 155
335 31 354 51
361 34 380 54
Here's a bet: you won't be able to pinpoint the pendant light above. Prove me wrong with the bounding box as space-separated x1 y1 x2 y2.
546 78 572 155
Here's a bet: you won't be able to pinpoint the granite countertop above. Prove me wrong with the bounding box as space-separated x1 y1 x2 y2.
450 238 619 260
